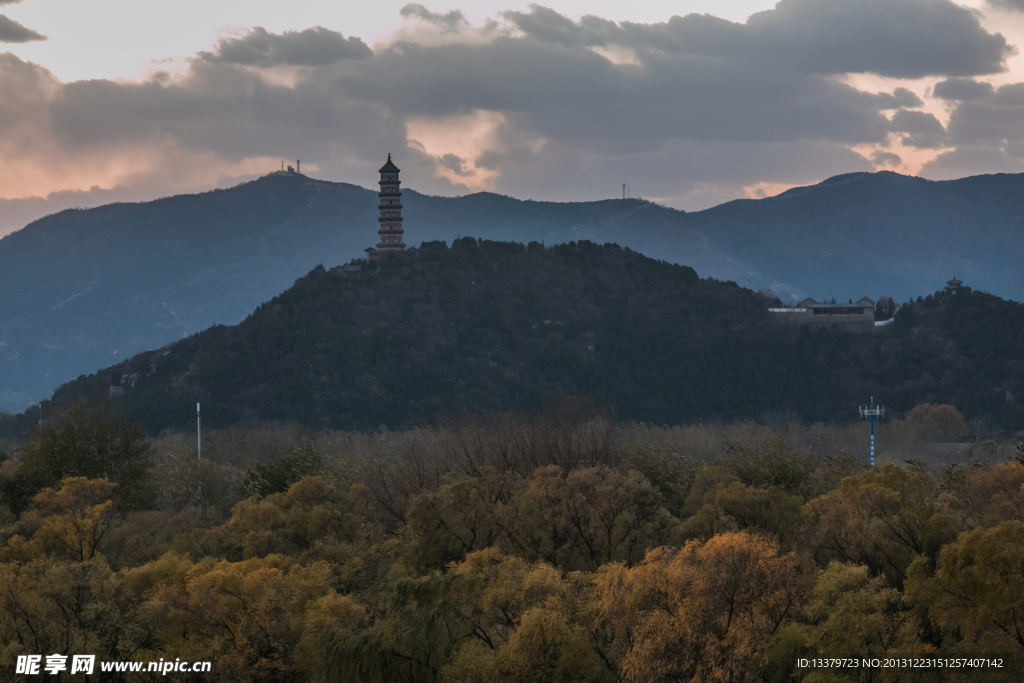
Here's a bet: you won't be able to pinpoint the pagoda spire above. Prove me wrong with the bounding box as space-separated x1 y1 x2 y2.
368 154 406 260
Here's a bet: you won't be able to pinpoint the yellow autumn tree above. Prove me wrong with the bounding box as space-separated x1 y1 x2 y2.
441 548 612 683
7 477 118 562
791 562 929 682
228 476 380 559
315 548 611 683
125 552 337 683
595 532 804 682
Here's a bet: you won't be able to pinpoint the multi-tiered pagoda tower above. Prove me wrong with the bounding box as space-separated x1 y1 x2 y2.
366 154 407 260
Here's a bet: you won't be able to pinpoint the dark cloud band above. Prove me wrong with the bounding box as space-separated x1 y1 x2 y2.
503 0 1010 78
0 14 45 43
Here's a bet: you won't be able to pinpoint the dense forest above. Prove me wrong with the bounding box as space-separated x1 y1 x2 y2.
12 238 1024 438
0 402 1022 681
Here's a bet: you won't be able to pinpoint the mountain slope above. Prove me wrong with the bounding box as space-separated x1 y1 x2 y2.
24 239 1024 437
4 169 1024 412
696 171 1024 302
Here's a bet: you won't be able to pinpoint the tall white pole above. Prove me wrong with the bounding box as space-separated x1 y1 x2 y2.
197 402 201 460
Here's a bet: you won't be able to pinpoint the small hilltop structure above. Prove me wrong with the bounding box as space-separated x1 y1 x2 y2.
365 154 416 262
768 277 969 331
769 296 876 329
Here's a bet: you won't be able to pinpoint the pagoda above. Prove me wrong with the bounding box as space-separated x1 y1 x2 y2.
945 276 963 293
366 154 409 261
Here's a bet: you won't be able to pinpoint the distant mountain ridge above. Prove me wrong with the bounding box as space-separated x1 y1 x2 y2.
2 169 1024 412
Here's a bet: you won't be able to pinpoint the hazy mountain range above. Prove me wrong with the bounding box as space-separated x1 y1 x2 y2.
2 169 1023 412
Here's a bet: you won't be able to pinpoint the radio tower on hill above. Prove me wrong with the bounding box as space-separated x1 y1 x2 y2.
366 154 408 261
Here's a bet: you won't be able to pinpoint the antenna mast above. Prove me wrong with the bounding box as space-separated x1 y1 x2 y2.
859 397 885 466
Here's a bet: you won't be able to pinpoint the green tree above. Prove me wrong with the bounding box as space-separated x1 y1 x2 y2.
20 403 151 509
905 521 1024 676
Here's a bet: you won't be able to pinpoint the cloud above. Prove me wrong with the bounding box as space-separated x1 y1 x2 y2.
872 150 902 167
201 26 371 67
892 87 924 108
943 83 1024 147
0 0 1019 235
873 88 924 110
502 0 1011 78
922 145 1024 178
934 77 996 101
399 4 471 33
439 153 469 175
922 80 1024 178
0 14 45 43
889 110 946 149
740 0 1010 78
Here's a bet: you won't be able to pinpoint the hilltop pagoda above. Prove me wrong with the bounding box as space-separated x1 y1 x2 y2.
945 276 963 293
365 154 410 261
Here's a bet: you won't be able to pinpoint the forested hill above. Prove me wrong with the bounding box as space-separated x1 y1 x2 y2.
20 239 1024 436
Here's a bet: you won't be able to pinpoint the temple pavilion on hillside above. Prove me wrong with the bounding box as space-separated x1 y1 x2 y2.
365 154 415 261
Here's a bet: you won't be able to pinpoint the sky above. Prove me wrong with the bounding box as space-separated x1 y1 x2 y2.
4 0 1024 237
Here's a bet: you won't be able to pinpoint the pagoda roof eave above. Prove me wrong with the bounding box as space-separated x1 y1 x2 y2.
378 154 401 174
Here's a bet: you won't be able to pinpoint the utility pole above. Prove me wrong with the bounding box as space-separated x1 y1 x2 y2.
197 402 201 460
859 397 885 467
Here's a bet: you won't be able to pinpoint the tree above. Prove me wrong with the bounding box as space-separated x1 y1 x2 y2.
713 482 803 550
906 521 1024 670
618 444 697 516
595 533 804 683
800 465 961 587
904 404 968 443
5 477 118 563
0 557 154 678
228 476 380 560
799 562 928 670
503 466 678 572
124 552 338 683
964 462 1024 527
20 403 151 509
317 548 610 683
406 465 678 573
